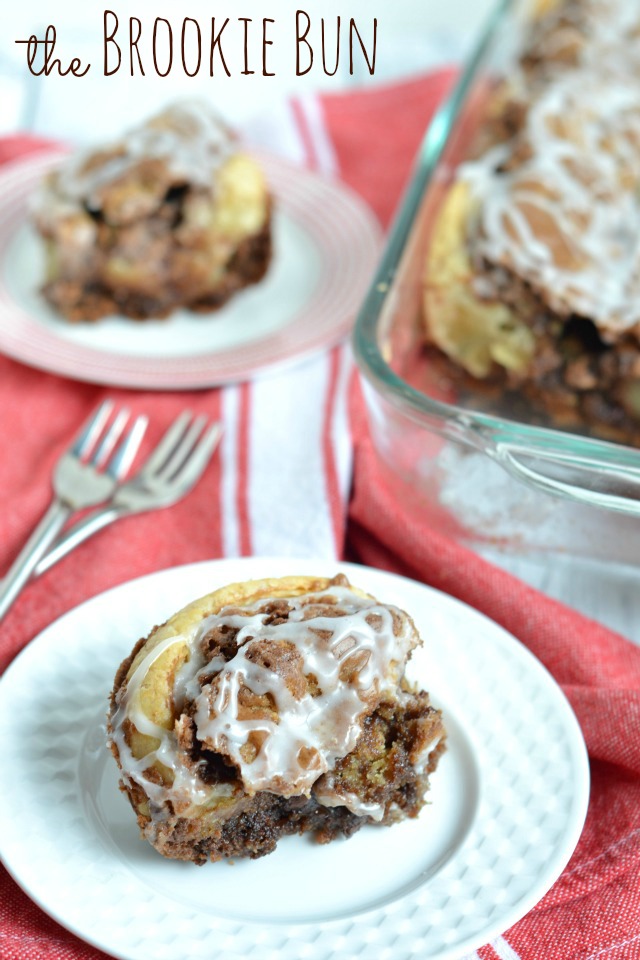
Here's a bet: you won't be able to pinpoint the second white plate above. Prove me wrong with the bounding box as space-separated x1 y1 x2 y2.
0 558 589 960
0 152 381 389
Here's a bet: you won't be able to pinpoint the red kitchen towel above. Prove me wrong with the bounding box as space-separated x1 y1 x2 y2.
347 378 640 960
1 67 639 960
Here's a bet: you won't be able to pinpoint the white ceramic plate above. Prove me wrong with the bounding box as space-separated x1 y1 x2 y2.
0 153 381 388
0 558 589 960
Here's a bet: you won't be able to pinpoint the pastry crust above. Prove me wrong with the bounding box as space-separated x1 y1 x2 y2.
108 574 446 864
423 180 535 379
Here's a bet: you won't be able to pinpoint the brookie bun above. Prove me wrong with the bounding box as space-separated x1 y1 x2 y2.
108 573 446 864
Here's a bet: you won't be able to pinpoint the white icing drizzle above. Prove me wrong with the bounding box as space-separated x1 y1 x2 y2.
311 786 388 822
460 0 640 339
109 585 418 820
192 589 412 797
35 101 234 219
412 734 443 775
109 634 215 813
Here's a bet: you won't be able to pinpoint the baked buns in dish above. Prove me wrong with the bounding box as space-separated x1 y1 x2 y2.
108 574 446 864
33 102 272 322
423 0 640 445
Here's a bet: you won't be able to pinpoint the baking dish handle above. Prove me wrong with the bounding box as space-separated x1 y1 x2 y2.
488 439 640 515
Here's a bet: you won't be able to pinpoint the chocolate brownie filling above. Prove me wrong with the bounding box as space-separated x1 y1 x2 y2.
144 693 445 864
428 257 640 443
41 205 272 323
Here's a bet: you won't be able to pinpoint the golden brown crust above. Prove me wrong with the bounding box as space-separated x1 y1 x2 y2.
423 181 535 379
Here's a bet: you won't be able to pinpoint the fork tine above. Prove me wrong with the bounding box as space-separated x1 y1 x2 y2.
90 407 130 466
70 400 114 458
158 415 208 480
105 414 148 480
141 411 194 476
172 422 223 490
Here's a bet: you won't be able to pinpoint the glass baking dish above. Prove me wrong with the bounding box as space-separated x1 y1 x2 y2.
353 0 640 565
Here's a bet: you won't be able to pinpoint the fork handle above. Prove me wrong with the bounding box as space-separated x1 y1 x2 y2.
0 501 71 622
34 505 124 577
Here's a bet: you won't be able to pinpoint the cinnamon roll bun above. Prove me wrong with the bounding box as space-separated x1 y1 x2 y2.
33 101 272 322
108 573 446 864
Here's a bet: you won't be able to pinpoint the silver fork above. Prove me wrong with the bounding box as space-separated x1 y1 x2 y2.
35 412 222 577
0 401 147 622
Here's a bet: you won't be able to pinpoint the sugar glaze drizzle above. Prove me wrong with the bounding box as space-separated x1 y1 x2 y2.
110 585 417 820
36 101 234 218
461 0 640 338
